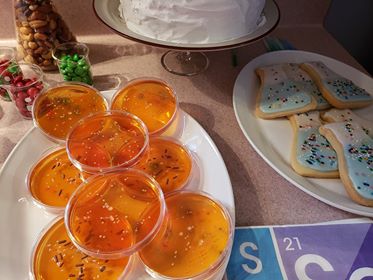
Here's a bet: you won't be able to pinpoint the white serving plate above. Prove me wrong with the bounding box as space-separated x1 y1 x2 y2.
0 90 235 279
233 50 373 217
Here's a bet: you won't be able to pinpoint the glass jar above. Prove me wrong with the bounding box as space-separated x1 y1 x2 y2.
7 62 45 119
0 47 18 101
13 0 76 71
52 42 93 85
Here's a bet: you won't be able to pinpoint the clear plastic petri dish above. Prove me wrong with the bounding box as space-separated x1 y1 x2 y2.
111 77 178 135
138 191 233 280
133 136 194 193
64 169 166 259
66 110 149 174
26 146 85 214
30 217 133 280
32 81 108 143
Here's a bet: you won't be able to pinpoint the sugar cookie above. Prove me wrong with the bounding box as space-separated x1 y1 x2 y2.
321 108 373 138
289 111 338 178
255 64 317 119
284 63 330 110
319 122 373 207
300 61 372 109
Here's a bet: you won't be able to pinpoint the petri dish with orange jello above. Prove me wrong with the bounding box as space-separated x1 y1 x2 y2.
139 191 233 280
134 137 193 193
27 147 86 214
32 82 108 142
30 217 132 280
64 169 166 259
66 111 149 174
111 78 178 135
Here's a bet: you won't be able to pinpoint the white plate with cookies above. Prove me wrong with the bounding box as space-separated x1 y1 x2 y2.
233 50 373 217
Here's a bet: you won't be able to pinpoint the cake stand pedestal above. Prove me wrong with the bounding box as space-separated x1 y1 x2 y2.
93 0 280 76
161 51 209 76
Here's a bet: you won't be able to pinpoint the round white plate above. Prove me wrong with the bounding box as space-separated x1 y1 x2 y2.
93 0 280 51
233 50 373 217
0 90 235 279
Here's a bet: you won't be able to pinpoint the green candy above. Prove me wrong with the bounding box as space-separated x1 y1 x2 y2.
74 67 85 76
77 59 87 66
63 75 71 81
59 53 93 85
72 76 82 82
61 54 71 62
59 61 67 69
72 54 80 62
66 61 76 69
81 76 93 85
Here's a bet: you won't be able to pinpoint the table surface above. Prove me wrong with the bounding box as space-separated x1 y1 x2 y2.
0 26 369 227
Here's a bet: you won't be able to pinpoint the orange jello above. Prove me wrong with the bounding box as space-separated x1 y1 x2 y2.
31 218 131 280
111 78 177 135
33 82 107 142
65 169 166 259
66 111 149 174
139 191 233 279
27 147 85 213
134 137 193 193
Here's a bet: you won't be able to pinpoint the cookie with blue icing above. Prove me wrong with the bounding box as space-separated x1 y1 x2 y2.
320 122 373 207
301 61 372 109
255 64 317 119
321 108 373 138
284 63 330 110
289 111 338 178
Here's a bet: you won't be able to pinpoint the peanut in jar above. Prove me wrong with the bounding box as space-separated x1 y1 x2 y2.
13 0 76 70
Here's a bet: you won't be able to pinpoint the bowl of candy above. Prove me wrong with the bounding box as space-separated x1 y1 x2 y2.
4 62 45 119
0 46 18 102
52 42 93 85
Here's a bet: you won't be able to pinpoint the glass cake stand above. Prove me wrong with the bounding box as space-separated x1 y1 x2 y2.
93 0 280 76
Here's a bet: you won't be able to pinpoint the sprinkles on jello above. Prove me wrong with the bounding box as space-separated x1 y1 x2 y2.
66 111 149 174
31 218 132 280
32 82 108 142
134 137 193 193
111 78 178 135
27 147 85 213
65 169 166 259
139 191 233 279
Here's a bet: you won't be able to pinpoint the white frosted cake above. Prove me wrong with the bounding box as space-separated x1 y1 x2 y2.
119 0 266 44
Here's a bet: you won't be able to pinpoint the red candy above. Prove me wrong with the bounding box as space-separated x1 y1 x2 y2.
0 59 44 117
27 87 39 98
13 76 23 84
10 75 43 118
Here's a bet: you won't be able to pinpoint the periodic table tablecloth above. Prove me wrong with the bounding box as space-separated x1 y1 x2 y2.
227 219 373 280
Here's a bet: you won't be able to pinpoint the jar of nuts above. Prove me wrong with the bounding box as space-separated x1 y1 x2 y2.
13 0 76 71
